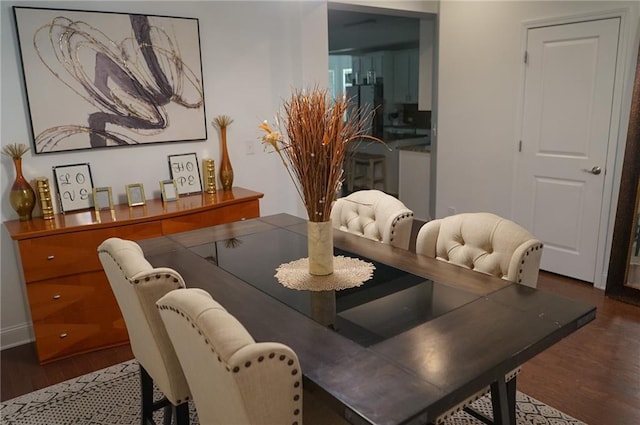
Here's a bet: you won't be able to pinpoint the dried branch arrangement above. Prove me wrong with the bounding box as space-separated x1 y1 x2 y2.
260 87 381 222
1 143 30 159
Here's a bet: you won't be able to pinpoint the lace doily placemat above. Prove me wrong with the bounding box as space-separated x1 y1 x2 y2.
275 255 375 291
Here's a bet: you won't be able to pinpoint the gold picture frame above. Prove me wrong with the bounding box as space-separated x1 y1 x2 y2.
126 183 146 207
93 186 114 211
160 179 179 203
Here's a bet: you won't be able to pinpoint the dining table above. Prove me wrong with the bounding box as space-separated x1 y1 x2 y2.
137 213 596 425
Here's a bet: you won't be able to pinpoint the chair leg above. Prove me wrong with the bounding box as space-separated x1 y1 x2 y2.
175 402 190 425
141 365 184 425
140 366 155 425
163 405 172 425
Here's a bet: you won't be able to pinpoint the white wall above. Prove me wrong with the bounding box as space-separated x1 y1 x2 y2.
436 1 639 288
0 0 328 348
437 0 638 218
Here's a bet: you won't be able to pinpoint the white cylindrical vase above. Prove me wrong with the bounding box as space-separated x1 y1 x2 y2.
307 221 334 276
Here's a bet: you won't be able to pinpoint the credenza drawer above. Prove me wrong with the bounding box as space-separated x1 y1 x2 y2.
32 319 128 363
27 271 128 363
161 201 259 234
19 222 162 282
26 272 120 322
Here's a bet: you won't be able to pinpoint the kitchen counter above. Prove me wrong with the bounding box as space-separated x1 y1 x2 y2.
397 142 430 153
384 126 430 137
349 136 429 195
385 135 429 147
398 146 431 221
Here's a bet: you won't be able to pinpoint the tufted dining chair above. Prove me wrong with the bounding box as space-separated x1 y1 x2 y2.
330 189 414 250
157 288 348 425
98 237 190 425
415 212 543 423
416 212 544 288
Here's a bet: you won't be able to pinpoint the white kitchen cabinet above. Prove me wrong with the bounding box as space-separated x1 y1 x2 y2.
362 52 385 80
352 52 385 83
393 48 419 103
399 147 430 221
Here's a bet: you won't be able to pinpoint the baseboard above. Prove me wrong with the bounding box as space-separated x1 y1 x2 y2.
595 271 607 290
1 322 34 350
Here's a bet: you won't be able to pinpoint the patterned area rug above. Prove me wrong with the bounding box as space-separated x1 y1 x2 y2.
1 360 586 425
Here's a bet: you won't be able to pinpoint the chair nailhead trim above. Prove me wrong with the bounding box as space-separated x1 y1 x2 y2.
159 301 302 422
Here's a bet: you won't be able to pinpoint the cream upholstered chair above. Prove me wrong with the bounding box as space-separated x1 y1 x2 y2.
416 212 543 423
416 212 544 288
157 288 348 425
98 238 190 425
331 189 414 250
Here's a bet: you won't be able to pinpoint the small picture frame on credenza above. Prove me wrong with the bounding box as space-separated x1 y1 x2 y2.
160 179 179 203
125 183 146 207
93 187 114 211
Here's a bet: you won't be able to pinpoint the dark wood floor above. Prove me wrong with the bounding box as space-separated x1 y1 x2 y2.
518 272 640 425
2 271 638 424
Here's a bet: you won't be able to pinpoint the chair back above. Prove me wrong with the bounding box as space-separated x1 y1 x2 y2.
97 237 190 405
416 212 543 287
157 288 303 425
331 189 414 249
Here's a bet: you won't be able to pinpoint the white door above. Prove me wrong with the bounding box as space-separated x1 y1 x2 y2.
514 18 620 282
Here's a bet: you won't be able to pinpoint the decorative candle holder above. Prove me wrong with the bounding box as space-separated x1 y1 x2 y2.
203 159 216 194
35 177 54 220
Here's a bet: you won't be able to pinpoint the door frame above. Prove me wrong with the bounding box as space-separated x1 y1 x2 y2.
511 6 639 289
606 41 640 304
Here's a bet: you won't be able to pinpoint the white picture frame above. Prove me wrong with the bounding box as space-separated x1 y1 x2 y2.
168 152 202 195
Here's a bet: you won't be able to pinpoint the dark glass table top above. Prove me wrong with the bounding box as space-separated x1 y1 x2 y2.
189 227 480 346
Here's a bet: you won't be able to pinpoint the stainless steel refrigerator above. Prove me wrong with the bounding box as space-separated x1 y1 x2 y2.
345 83 384 139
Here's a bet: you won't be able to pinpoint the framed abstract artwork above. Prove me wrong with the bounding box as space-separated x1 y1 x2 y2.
52 163 94 213
13 6 206 154
168 152 202 195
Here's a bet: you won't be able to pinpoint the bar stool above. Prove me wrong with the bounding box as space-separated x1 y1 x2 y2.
347 152 386 192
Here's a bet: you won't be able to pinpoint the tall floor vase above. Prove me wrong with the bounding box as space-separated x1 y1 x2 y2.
307 221 334 276
219 126 234 191
10 158 36 221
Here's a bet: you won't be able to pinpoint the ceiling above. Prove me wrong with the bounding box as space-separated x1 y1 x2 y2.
328 9 421 54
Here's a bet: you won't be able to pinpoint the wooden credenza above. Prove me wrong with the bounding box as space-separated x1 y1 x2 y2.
4 187 263 363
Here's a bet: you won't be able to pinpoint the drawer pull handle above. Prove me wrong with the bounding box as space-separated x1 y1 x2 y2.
47 255 55 260
59 332 68 339
52 294 61 300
